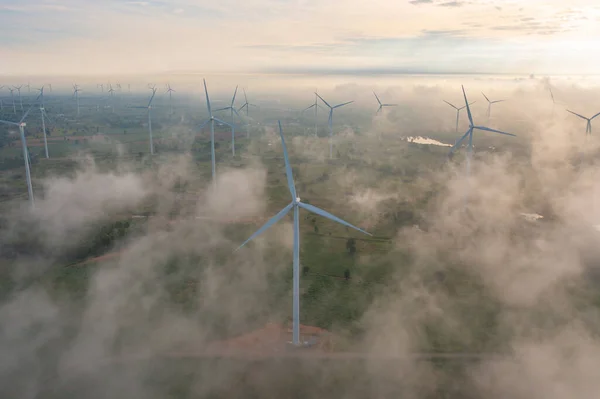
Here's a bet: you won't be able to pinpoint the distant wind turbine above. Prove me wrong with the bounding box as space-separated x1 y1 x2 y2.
238 89 258 138
0 100 39 207
214 86 241 156
444 100 476 133
131 88 158 155
567 110 600 136
166 83 175 114
98 83 104 93
315 93 353 159
449 86 516 184
73 84 81 117
8 88 16 114
36 86 50 158
301 90 322 137
199 79 234 186
237 121 371 346
373 91 397 114
482 92 504 119
13 85 24 111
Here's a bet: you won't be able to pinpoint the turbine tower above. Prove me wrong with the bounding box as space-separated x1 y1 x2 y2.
214 86 241 156
0 102 39 207
373 91 397 114
73 84 81 117
237 121 371 346
199 79 234 186
482 92 505 120
315 93 353 159
131 88 158 155
302 90 322 137
449 86 515 182
166 83 175 114
567 110 600 136
549 87 556 116
444 100 476 133
36 86 50 158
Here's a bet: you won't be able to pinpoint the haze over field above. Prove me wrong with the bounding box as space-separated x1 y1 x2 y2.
2 1 600 398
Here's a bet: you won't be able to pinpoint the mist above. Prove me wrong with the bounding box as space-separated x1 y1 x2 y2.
1 73 600 398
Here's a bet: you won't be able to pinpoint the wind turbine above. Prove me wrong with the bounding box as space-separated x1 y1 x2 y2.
567 110 600 136
301 91 322 137
199 79 234 186
47 84 53 93
315 93 353 159
481 92 505 120
449 86 515 184
444 100 476 133
238 89 258 138
8 88 16 114
73 84 81 117
237 121 371 346
36 86 50 158
373 91 397 114
98 83 104 93
107 84 115 112
131 88 158 155
13 85 23 111
166 83 175 114
0 101 39 207
214 86 241 156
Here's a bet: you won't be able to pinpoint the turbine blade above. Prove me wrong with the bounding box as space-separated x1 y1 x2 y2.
203 79 212 116
482 92 490 103
303 104 316 112
238 103 248 112
198 120 210 130
567 110 588 120
315 93 331 109
231 86 238 107
147 89 157 107
462 86 474 126
334 101 353 108
243 88 248 103
0 119 18 126
449 129 471 154
298 202 371 236
236 202 293 250
213 117 233 128
278 121 297 200
473 126 516 137
549 87 555 103
213 107 230 112
444 100 458 110
383 104 398 107
492 100 505 104
590 111 600 121
373 92 382 106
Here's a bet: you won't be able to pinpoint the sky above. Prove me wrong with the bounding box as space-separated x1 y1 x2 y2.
1 0 600 76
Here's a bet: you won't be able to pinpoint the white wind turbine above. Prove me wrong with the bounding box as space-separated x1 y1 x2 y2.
482 92 505 120
73 84 81 117
301 90 323 137
0 99 39 207
373 91 397 114
238 88 258 138
130 88 158 155
36 86 50 158
166 83 175 114
214 86 242 156
237 121 371 346
315 93 353 159
14 85 24 111
199 79 235 186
